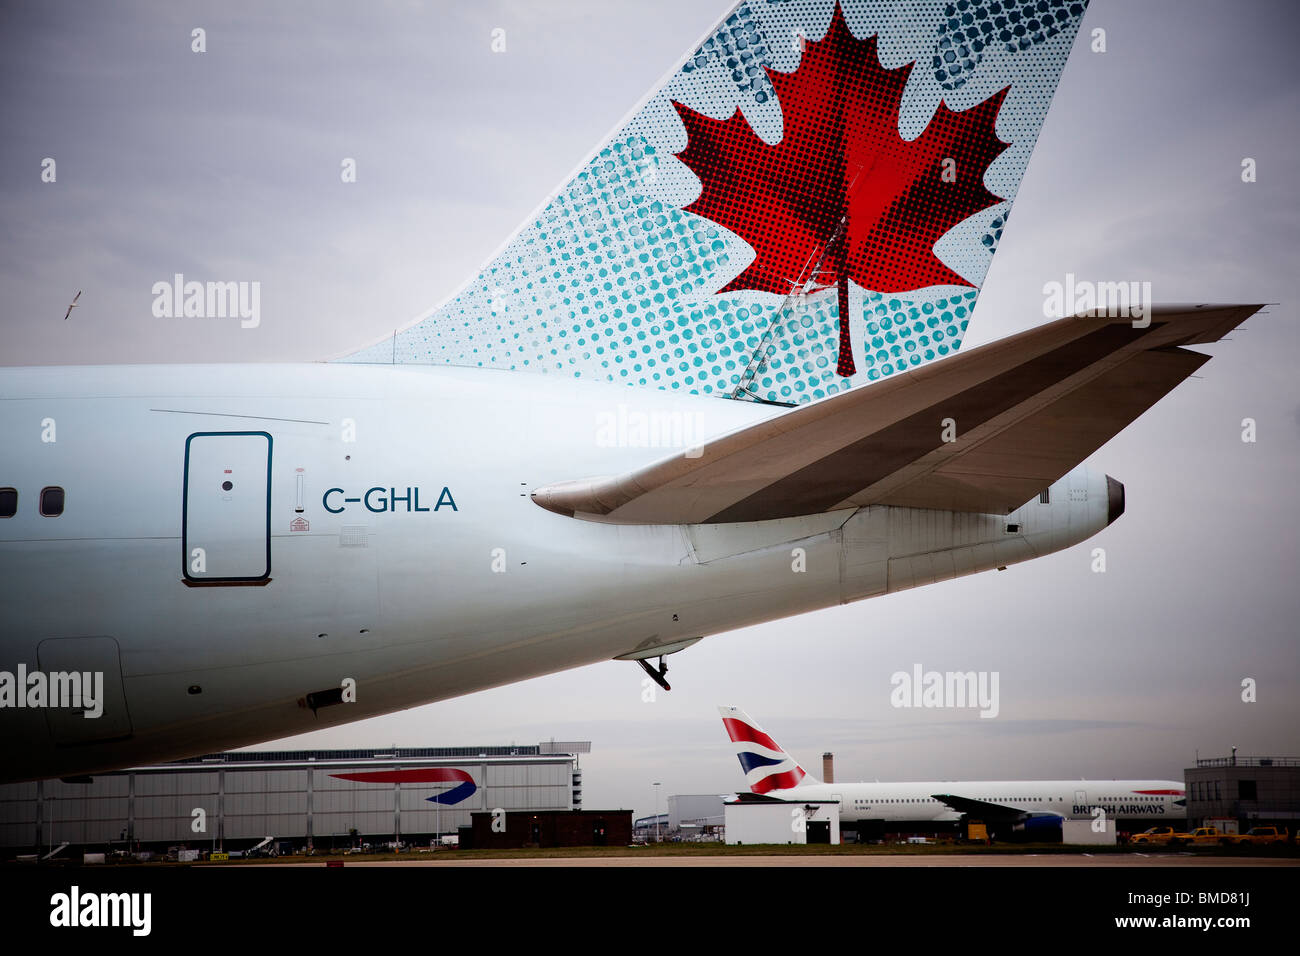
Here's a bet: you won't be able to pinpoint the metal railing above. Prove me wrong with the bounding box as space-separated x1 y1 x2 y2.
1195 756 1300 768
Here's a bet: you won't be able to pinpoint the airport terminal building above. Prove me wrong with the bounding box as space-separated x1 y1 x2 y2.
633 795 726 842
1184 755 1300 830
0 741 589 855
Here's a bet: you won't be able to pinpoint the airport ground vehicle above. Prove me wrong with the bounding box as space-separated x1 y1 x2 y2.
1170 826 1228 847
1224 826 1290 846
1130 826 1178 846
244 836 276 858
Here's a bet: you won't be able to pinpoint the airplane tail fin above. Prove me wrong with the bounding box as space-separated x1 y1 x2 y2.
338 1 1090 404
718 705 815 793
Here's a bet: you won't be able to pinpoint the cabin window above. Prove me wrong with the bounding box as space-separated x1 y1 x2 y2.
0 488 15 518
40 486 64 517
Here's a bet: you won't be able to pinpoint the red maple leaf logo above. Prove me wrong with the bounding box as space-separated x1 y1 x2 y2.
671 4 1010 377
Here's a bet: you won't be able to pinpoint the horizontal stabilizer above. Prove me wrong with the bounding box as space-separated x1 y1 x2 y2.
532 304 1262 523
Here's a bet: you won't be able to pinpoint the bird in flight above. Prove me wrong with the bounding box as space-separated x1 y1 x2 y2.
63 290 81 320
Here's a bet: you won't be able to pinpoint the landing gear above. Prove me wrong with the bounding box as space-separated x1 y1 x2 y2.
636 655 671 691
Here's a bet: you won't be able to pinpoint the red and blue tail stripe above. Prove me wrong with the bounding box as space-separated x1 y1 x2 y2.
719 705 812 795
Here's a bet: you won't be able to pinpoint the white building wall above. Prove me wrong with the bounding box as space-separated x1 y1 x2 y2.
725 801 841 845
1062 819 1116 845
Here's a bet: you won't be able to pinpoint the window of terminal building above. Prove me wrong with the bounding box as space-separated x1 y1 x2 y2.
1239 779 1257 800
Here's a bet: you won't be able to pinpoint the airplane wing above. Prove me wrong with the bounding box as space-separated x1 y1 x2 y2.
532 304 1262 524
930 793 1042 821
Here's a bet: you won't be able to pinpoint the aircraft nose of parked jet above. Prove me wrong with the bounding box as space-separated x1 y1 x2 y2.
1106 475 1125 525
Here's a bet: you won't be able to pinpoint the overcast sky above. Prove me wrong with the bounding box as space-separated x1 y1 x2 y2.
2 0 1297 818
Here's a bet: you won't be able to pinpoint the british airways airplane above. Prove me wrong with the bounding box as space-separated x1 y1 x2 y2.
0 1 1260 784
719 707 1186 838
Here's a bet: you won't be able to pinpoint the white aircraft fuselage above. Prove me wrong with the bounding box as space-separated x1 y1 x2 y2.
768 779 1187 824
0 362 1115 783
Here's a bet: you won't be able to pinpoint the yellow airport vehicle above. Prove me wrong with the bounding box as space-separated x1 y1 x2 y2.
1130 826 1178 846
1224 826 1290 846
1170 826 1228 847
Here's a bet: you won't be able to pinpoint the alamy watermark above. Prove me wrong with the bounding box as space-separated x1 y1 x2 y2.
1042 272 1151 328
595 403 705 457
890 663 999 718
152 273 260 328
0 666 104 717
50 886 150 936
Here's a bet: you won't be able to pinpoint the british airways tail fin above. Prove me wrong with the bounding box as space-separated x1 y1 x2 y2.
718 705 815 793
339 1 1090 405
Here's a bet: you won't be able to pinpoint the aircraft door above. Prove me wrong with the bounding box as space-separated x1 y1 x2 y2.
37 636 133 745
183 432 272 583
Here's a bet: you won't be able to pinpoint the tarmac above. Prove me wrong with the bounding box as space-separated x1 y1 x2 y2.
265 853 1300 867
